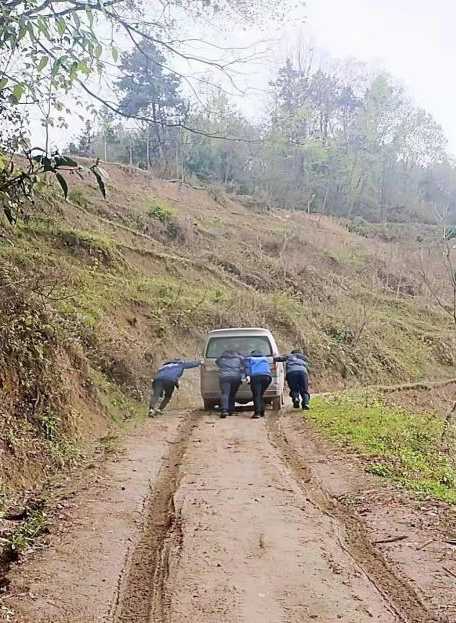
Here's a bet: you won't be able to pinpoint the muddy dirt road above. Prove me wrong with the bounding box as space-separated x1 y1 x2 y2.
5 410 446 623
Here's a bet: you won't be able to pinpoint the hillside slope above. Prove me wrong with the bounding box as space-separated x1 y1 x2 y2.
1 161 455 502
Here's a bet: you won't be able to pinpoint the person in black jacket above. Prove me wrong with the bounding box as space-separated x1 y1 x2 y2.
215 350 246 418
274 350 310 410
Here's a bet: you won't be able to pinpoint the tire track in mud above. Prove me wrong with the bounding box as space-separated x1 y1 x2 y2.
113 412 198 623
266 412 440 623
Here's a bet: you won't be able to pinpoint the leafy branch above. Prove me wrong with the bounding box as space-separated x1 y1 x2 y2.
0 149 106 224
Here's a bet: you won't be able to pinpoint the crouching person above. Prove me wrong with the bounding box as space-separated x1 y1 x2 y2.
149 358 201 416
274 350 310 410
245 350 272 419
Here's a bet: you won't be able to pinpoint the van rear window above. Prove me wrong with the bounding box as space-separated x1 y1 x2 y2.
205 336 273 358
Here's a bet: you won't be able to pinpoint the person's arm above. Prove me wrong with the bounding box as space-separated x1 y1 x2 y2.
242 357 250 380
273 355 288 363
182 360 202 370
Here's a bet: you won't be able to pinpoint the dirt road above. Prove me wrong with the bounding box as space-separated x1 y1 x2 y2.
4 410 446 623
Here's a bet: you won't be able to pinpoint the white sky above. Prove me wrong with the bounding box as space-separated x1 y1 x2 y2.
304 0 456 151
33 0 456 154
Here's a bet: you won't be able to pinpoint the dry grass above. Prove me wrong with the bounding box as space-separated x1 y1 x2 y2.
0 160 455 506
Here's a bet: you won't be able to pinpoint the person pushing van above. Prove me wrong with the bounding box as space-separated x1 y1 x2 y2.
274 350 310 409
215 349 245 418
245 349 272 419
149 358 201 416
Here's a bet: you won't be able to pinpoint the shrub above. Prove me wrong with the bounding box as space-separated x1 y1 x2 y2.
147 200 175 224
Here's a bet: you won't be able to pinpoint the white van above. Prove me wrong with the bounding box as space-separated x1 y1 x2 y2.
200 327 285 411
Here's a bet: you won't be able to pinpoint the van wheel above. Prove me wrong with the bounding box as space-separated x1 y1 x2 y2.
272 395 283 411
203 400 215 411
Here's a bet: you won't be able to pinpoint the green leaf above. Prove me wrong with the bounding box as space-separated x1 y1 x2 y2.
51 58 62 77
77 60 90 75
12 84 25 102
32 154 53 171
0 78 7 90
69 61 79 80
86 8 94 28
94 44 103 59
54 155 78 168
57 18 66 35
4 205 16 226
37 56 49 72
17 25 28 43
91 166 106 198
37 17 50 36
73 13 81 29
111 46 119 63
55 173 68 199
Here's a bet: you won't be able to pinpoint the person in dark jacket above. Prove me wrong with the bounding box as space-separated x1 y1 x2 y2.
245 350 272 419
274 350 310 409
149 358 201 416
215 350 245 418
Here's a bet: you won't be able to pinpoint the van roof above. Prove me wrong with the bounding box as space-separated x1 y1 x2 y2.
207 328 272 336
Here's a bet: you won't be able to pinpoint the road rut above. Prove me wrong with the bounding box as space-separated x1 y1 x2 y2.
4 410 438 623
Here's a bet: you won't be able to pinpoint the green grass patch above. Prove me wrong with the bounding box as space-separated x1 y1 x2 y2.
7 508 48 554
308 392 456 503
68 188 90 209
146 198 175 223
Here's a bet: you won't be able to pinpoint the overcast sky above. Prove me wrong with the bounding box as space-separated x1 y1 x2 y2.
302 0 456 151
34 0 456 153
212 0 456 153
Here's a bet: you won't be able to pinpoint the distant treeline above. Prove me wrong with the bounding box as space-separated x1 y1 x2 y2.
69 40 456 225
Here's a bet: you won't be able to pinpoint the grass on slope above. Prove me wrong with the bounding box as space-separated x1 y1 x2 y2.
308 392 456 503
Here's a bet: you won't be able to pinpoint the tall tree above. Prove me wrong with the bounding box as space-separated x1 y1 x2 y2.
116 39 187 165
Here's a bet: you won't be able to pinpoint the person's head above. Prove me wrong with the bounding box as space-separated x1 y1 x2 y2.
251 349 265 357
291 348 307 358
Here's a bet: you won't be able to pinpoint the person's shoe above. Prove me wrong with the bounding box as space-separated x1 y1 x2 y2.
155 408 164 415
251 413 260 419
148 409 155 417
228 412 234 416
220 411 228 419
302 403 310 410
292 400 300 409
260 411 265 417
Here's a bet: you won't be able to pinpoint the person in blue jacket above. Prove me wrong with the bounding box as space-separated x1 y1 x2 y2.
245 349 272 419
149 358 201 416
274 349 310 409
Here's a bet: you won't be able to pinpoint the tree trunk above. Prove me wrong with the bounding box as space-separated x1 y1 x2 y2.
146 126 151 169
441 400 456 455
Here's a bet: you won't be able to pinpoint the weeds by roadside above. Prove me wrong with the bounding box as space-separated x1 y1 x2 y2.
6 509 48 556
308 392 456 504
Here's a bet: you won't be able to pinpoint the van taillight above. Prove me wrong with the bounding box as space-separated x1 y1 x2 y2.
272 362 277 373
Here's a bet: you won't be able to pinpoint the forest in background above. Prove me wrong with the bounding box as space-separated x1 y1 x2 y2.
68 40 456 226
1 0 456 227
